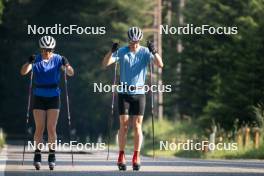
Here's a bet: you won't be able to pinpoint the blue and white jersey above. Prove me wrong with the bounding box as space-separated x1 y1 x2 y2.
32 53 63 97
112 46 154 94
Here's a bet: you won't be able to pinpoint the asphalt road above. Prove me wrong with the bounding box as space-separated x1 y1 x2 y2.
0 144 264 176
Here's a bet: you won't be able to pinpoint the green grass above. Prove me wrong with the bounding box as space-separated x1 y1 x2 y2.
142 118 204 157
0 136 5 148
205 143 264 159
141 118 264 159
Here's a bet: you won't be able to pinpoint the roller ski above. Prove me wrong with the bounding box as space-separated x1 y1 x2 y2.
117 151 127 171
33 150 41 170
48 150 56 170
132 163 140 171
49 162 55 170
132 151 141 171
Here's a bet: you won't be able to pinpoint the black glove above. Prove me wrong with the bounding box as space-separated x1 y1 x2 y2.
111 42 119 53
28 55 35 64
147 41 157 55
62 56 69 66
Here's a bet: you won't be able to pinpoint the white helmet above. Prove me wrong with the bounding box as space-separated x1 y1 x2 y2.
39 36 56 49
127 27 143 42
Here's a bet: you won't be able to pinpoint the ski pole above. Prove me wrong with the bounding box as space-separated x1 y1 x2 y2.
107 61 118 160
64 68 74 166
22 68 33 165
150 62 155 159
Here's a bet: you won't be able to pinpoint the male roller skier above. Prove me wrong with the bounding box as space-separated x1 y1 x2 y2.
102 26 163 171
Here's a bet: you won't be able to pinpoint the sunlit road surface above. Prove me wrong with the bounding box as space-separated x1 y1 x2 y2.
0 144 264 176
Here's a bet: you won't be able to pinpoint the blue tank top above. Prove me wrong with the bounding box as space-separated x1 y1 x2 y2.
32 53 63 97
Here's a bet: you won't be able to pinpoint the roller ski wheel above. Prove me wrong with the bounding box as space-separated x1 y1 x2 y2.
49 162 55 170
33 150 41 170
48 151 56 171
117 163 127 171
33 162 41 170
132 163 141 171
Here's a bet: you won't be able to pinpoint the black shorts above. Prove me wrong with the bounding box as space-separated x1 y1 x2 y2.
118 94 146 116
33 95 61 110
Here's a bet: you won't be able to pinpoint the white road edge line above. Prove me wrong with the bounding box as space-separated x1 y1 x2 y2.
0 145 7 176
